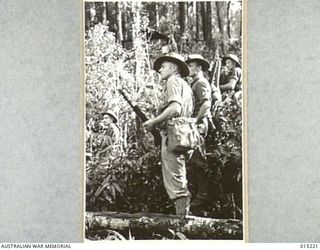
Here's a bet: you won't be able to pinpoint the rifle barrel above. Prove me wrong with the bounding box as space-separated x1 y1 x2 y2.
118 89 161 147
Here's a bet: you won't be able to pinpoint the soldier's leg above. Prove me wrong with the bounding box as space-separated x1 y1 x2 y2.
161 133 191 216
189 148 209 207
174 196 191 217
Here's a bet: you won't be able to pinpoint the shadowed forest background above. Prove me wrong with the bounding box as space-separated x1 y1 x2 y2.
85 1 243 240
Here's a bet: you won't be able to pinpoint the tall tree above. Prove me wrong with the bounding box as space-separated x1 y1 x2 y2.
132 2 145 88
227 1 231 39
201 2 207 42
155 2 159 29
196 2 201 40
179 2 185 35
185 2 190 36
166 2 171 23
89 2 96 28
105 2 109 23
192 1 197 41
207 2 213 47
94 2 104 24
116 2 123 42
121 4 126 40
215 1 227 55
239 6 242 37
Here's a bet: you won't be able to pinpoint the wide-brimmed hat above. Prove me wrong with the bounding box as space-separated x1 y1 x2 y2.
186 54 210 71
101 110 118 123
154 52 190 77
222 54 241 68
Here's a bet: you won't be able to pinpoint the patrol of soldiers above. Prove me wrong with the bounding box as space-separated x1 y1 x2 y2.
143 51 242 217
84 4 243 240
97 50 242 217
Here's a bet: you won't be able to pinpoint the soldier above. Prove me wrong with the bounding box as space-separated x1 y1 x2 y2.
186 54 212 207
96 110 120 159
219 54 242 93
143 53 194 217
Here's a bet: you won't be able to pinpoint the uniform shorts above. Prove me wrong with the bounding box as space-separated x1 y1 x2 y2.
161 131 191 200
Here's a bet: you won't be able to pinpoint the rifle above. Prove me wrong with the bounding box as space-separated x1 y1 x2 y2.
118 89 162 147
208 44 223 132
210 47 222 91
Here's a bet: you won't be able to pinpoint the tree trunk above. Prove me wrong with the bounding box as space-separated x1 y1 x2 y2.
215 2 223 37
239 8 242 38
192 1 197 41
121 10 126 40
196 2 200 40
105 2 109 22
116 2 123 42
102 2 107 25
155 2 159 29
227 1 231 39
201 2 207 42
94 2 104 24
185 2 189 36
206 2 213 47
132 1 144 89
89 2 96 27
166 2 172 23
215 2 227 55
86 211 243 240
179 2 185 35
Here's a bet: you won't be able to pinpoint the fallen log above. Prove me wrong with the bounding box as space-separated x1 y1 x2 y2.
86 211 242 240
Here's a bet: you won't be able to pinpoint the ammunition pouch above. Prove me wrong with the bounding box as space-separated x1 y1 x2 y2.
167 117 202 153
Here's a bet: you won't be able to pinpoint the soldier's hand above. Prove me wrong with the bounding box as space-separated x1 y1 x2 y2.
143 119 155 132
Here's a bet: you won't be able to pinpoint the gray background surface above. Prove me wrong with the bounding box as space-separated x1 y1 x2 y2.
0 0 319 243
248 0 320 242
0 0 81 242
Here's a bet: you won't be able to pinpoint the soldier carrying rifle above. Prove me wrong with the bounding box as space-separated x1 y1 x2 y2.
186 54 213 208
219 54 242 93
143 53 194 217
96 110 120 159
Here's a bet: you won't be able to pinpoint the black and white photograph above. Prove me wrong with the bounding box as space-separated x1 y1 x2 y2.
84 0 244 240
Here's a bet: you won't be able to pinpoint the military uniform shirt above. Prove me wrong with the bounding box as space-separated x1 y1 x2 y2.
101 123 120 148
220 67 242 91
159 74 194 119
158 73 194 200
191 76 212 117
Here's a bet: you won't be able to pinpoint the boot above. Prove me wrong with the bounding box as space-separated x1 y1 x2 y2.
174 196 191 218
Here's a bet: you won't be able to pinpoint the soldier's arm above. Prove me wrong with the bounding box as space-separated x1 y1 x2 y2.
220 68 241 92
111 125 120 145
197 100 211 121
144 77 182 131
144 102 181 131
219 78 237 92
196 80 212 121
